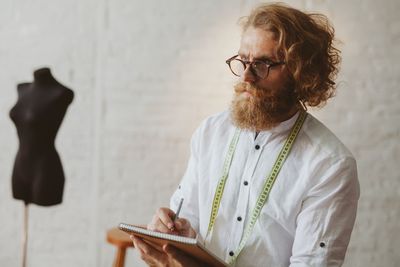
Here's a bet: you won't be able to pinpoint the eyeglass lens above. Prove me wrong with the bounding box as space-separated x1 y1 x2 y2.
230 59 269 78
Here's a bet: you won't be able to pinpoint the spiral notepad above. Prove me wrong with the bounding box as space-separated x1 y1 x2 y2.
119 223 196 244
118 223 228 267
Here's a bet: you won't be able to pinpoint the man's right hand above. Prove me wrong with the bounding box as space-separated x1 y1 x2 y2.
132 207 204 267
147 207 196 238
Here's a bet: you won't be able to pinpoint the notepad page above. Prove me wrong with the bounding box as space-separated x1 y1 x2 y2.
119 223 198 245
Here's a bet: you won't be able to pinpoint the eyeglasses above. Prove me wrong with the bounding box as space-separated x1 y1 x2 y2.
226 55 285 79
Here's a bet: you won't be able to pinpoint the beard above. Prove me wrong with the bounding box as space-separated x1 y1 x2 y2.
230 81 298 131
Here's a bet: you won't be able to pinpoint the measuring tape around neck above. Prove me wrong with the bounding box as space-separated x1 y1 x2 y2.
205 111 308 265
206 128 241 236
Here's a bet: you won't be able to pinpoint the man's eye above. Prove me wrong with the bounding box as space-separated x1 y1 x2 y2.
254 61 269 67
254 60 271 66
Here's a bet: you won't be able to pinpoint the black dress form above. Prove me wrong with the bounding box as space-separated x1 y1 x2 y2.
9 68 74 206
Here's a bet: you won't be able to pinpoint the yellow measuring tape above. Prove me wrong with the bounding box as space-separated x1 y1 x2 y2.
206 110 308 265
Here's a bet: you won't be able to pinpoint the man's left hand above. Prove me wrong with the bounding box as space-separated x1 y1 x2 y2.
131 236 207 267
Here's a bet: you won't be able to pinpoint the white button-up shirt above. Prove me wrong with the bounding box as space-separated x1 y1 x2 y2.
170 111 359 267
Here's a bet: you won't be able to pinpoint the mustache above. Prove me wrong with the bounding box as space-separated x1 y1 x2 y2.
233 82 269 98
234 82 264 96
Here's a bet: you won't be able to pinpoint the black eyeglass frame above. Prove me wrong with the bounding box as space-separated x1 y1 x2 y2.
225 55 285 79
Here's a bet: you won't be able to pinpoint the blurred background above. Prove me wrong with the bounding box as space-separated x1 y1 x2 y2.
0 0 399 266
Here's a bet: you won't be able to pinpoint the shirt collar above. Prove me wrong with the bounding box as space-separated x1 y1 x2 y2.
268 111 301 134
237 111 301 139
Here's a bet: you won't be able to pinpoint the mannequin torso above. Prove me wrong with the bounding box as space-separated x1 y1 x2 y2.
9 68 74 206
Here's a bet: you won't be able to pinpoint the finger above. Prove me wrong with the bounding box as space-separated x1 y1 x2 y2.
147 214 161 230
148 218 173 233
174 219 197 238
174 218 190 231
132 236 167 263
129 235 136 248
132 236 151 254
131 236 148 259
156 207 175 230
135 244 156 265
164 244 197 265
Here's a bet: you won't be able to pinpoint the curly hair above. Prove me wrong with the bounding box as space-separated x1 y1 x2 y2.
240 3 341 107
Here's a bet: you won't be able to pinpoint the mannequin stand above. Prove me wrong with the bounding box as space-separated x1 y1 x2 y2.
22 203 28 267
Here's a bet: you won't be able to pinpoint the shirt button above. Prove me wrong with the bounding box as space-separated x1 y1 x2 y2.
255 145 260 150
237 216 242 221
320 242 326 248
243 181 248 186
229 251 234 256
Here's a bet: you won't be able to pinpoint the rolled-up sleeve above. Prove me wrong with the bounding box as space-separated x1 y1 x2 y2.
290 156 360 267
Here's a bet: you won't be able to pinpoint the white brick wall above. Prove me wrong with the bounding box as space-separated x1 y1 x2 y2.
0 0 399 266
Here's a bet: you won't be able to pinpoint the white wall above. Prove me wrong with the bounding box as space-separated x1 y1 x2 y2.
0 0 398 266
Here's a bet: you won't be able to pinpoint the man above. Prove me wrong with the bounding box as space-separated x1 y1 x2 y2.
131 3 359 267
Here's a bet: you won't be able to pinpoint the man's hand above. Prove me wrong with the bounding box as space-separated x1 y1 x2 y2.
147 207 196 238
131 236 207 267
131 207 202 266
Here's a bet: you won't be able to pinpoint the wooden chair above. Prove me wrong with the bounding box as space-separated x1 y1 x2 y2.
107 227 134 267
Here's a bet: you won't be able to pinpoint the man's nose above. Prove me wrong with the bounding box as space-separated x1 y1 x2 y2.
241 65 256 83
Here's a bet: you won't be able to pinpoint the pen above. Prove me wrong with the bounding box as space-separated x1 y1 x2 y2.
173 198 184 222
